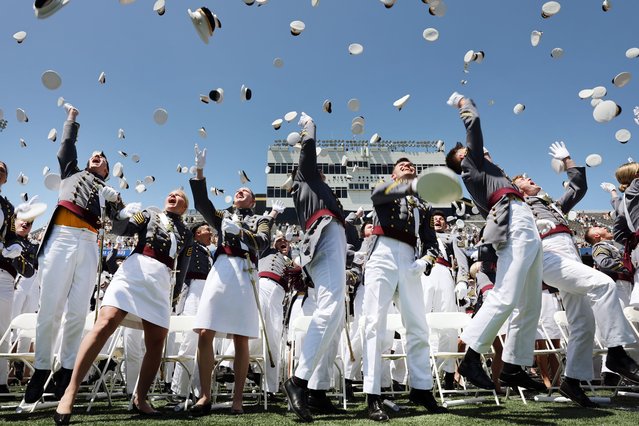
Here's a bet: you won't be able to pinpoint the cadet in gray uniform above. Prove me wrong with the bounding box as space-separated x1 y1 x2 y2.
445 93 544 393
25 105 125 404
189 145 272 416
362 157 447 421
514 143 639 407
283 113 348 423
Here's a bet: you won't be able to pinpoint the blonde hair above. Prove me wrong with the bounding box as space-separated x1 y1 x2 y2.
614 162 639 192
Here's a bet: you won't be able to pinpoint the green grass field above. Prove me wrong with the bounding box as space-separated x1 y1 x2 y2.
2 392 639 425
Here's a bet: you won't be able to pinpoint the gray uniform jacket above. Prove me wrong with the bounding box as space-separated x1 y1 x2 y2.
111 209 192 304
258 248 294 291
524 167 587 229
190 177 272 266
38 120 124 257
458 100 521 245
437 231 470 284
614 178 639 246
592 240 631 280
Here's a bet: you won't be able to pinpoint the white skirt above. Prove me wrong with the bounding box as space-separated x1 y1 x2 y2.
101 253 172 329
193 254 259 339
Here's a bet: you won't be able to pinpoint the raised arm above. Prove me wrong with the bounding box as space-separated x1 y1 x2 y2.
58 105 81 179
296 113 320 181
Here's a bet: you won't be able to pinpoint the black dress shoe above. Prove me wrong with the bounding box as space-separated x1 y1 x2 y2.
606 353 639 384
284 378 313 422
366 394 389 422
559 380 599 408
308 390 346 414
408 388 448 414
601 372 621 387
189 401 212 417
53 368 73 400
499 369 547 393
24 369 51 403
458 358 495 390
444 372 455 390
53 411 72 425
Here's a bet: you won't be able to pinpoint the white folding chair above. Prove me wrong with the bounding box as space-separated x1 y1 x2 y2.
427 312 500 408
0 314 38 410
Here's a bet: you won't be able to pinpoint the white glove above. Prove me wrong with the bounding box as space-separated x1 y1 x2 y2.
356 206 364 218
118 202 142 220
455 282 469 300
409 258 427 275
271 200 285 214
194 144 207 169
447 91 464 108
2 243 22 259
298 112 313 127
548 141 570 161
600 182 616 193
100 185 120 203
222 218 241 235
536 219 556 235
285 226 294 242
453 201 466 217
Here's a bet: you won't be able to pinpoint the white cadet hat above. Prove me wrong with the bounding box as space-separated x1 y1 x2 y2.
541 1 561 18
393 94 410 111
44 173 61 191
585 153 602 167
153 108 168 125
414 166 462 204
593 100 621 123
34 0 70 19
615 128 631 143
380 0 396 8
13 31 27 44
188 7 221 44
612 72 631 88
347 98 360 112
513 103 526 114
591 86 607 99
118 128 125 139
423 28 439 42
272 119 283 130
290 20 305 36
153 0 165 15
284 111 298 122
16 199 47 221
626 47 639 59
602 0 611 12
239 170 251 184
240 84 252 101
209 88 224 103
20 138 27 148
348 43 364 55
144 176 155 185
41 70 62 90
273 57 284 68
48 128 57 142
131 154 140 163
530 30 542 47
322 100 332 113
550 47 564 59
591 98 602 107
98 71 106 84
113 162 124 178
428 0 447 17
369 133 381 144
311 0 319 6
578 88 594 99
57 96 65 107
199 127 207 138
135 183 146 193
118 150 128 158
200 94 210 104
287 131 301 146
42 166 50 175
17 172 28 185
16 108 28 123
119 176 129 190
210 187 224 196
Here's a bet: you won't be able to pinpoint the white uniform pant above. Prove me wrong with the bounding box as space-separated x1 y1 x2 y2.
0 270 14 385
35 225 98 370
423 263 458 373
543 233 637 380
123 327 145 394
362 236 432 394
294 221 346 386
461 200 543 366
171 279 206 397
600 279 633 374
343 286 364 381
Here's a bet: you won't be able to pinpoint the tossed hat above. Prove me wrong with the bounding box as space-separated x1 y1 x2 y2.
273 57 284 68
593 100 621 123
20 193 28 203
188 7 220 44
200 94 210 104
42 166 50 175
112 162 124 178
530 30 542 47
370 133 381 144
348 43 364 56
286 131 301 146
423 28 439 42
98 71 106 84
118 150 128 158
48 128 57 142
16 108 28 123
311 0 319 6
284 111 298 122
15 199 47 222
34 0 70 19
612 72 631 88
513 103 526 114
351 122 364 135
118 128 125 139
347 98 360 112
240 84 252 101
210 187 225 195
199 127 207 138
626 47 639 59
591 86 607 99
239 170 251 184
153 108 168 125
615 128 631 143
144 175 155 185
135 183 146 193
119 176 129 189
272 118 283 130
550 47 564 59
209 88 224 103
153 0 165 15
243 0 255 5
428 0 447 17
380 0 396 8
57 96 65 107
290 20 305 36
281 175 293 190
131 154 140 163
19 138 27 148
414 166 462 204
578 88 594 99
585 153 602 167
393 94 410 111
41 70 62 90
322 100 332 113
44 173 61 191
17 172 29 185
541 1 561 18
602 0 611 12
13 31 27 44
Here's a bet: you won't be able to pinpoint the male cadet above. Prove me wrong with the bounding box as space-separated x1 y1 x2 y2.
445 93 545 393
513 141 639 407
362 157 447 421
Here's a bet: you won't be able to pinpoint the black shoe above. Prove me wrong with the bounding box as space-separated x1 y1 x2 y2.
24 369 51 403
308 390 346 414
391 380 406 392
189 401 212 417
499 369 547 393
366 394 389 422
13 362 24 382
284 378 313 422
53 411 72 426
458 357 495 390
606 353 639 384
602 372 621 387
408 388 448 414
53 368 73 400
444 372 455 390
559 380 599 408
0 384 10 394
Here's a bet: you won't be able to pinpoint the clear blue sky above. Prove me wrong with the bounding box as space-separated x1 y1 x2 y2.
1 0 638 228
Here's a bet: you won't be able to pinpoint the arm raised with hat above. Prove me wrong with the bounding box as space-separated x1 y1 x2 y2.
296 112 319 181
58 104 81 178
189 144 223 233
548 141 587 213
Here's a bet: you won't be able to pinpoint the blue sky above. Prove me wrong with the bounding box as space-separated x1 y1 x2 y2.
1 0 638 228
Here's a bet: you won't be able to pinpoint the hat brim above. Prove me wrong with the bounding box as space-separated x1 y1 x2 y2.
16 202 47 221
415 166 462 205
188 9 211 44
44 173 61 191
34 0 70 19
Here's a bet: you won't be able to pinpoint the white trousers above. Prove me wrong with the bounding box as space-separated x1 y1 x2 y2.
123 327 145 394
362 236 432 394
543 233 637 380
461 200 543 366
343 286 364 380
294 220 346 385
35 225 98 370
0 270 14 384
423 263 458 373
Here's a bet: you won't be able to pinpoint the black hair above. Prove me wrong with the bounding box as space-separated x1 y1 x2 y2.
445 142 464 175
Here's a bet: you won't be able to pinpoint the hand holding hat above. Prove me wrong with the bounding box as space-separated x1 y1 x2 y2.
356 206 364 218
100 185 120 203
222 218 241 235
271 200 285 214
600 182 617 193
2 243 23 259
447 92 464 108
536 218 556 235
194 144 207 169
298 112 313 128
63 103 79 121
548 141 570 161
118 202 142 220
